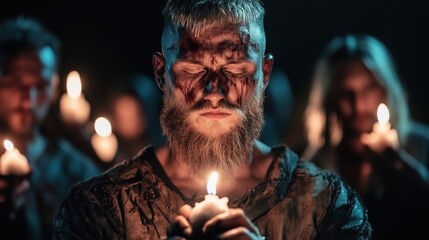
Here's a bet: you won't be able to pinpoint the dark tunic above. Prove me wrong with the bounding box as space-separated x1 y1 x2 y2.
311 121 429 240
52 145 371 239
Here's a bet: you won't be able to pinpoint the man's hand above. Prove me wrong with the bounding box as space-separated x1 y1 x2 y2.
361 128 399 154
168 205 264 240
0 178 9 204
203 208 264 240
167 204 193 239
0 177 30 209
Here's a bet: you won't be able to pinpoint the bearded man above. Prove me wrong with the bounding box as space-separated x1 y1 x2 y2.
52 0 371 239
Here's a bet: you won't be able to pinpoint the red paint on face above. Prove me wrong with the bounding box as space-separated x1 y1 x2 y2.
168 23 261 109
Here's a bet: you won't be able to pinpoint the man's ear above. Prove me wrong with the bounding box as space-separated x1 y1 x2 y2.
152 52 166 90
262 53 274 90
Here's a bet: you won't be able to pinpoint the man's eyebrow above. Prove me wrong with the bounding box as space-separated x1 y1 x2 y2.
175 57 203 64
222 60 253 67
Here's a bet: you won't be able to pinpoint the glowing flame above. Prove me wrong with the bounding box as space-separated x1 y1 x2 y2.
377 103 390 125
66 71 82 98
3 140 14 152
94 117 112 137
207 171 219 195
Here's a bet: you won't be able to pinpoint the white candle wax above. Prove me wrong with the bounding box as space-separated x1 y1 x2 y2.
189 194 229 228
373 121 391 133
59 71 91 124
373 103 391 133
189 172 229 236
91 134 118 162
0 140 30 176
91 117 118 162
361 103 399 151
59 94 90 124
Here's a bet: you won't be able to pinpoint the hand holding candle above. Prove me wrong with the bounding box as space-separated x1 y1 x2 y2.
91 117 118 162
0 140 31 176
189 171 229 237
59 71 91 124
0 140 31 207
361 103 399 153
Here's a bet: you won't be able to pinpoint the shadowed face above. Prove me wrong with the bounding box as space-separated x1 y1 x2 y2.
333 61 386 137
154 21 273 177
111 95 148 141
0 48 56 138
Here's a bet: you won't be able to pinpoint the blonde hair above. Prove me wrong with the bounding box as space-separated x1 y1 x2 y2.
303 34 411 159
161 0 266 53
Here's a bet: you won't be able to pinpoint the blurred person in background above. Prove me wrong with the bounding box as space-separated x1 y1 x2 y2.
0 16 101 240
302 34 429 239
107 73 165 162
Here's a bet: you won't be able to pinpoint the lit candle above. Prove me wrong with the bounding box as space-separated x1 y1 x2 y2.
189 171 229 237
373 103 391 133
0 140 31 176
59 71 91 124
361 103 399 152
91 117 118 162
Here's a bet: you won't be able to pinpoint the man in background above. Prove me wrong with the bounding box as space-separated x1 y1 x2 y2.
0 17 101 240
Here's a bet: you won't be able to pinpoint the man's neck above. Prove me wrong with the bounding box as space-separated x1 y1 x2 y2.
155 140 273 199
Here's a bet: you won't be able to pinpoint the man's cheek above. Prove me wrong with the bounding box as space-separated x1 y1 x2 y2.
174 80 205 104
225 82 255 107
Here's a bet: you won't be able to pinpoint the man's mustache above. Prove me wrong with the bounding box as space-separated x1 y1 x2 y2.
191 99 236 111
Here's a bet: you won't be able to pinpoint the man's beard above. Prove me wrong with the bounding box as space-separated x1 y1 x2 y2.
0 110 37 140
160 92 264 179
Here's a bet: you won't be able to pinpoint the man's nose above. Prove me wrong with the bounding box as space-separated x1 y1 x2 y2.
21 86 38 109
203 74 226 103
352 93 367 114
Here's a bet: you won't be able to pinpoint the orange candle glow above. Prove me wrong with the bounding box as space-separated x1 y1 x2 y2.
189 171 229 236
59 71 91 124
373 103 391 133
91 117 118 162
0 140 30 176
361 103 399 152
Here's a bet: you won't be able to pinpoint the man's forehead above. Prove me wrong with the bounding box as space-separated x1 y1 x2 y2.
177 24 261 51
183 32 244 48
6 53 42 72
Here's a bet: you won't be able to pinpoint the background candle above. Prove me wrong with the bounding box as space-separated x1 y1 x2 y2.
91 117 118 162
59 70 91 124
373 103 391 132
189 171 229 237
0 140 31 176
361 103 399 152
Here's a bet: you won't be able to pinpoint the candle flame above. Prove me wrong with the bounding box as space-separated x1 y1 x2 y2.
377 103 390 125
94 117 112 137
207 171 218 195
3 139 14 152
66 71 82 98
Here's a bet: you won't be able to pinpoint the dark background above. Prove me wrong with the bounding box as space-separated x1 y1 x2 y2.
2 0 429 143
